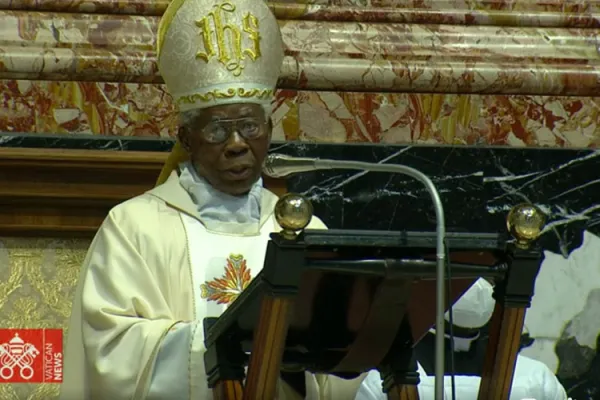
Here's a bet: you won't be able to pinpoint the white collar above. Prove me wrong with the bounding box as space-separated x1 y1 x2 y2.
178 161 263 235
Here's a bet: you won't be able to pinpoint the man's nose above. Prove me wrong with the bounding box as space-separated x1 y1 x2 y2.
224 131 249 157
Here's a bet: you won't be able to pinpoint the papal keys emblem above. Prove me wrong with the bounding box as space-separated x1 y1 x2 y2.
0 333 40 380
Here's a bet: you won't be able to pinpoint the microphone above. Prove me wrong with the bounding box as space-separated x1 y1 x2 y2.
262 153 322 178
263 153 448 399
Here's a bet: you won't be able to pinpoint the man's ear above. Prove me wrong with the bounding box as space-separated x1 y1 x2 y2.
177 125 191 151
267 118 273 140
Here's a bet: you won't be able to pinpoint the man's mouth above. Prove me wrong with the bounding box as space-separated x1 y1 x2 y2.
224 166 252 180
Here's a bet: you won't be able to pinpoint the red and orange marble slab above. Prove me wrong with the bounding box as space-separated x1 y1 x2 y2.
2 0 599 29
0 11 599 95
0 2 598 144
2 79 598 147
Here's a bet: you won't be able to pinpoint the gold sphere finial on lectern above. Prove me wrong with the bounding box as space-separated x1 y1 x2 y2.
274 193 313 240
506 203 546 249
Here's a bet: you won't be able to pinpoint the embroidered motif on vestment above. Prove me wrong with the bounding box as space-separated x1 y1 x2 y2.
200 253 252 304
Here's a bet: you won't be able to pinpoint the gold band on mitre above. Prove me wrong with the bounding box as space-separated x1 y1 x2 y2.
155 0 284 186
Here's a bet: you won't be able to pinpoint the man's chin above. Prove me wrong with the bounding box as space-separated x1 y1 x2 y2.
218 176 260 196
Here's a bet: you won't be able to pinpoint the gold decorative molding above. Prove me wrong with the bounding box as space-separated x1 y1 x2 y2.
0 147 287 237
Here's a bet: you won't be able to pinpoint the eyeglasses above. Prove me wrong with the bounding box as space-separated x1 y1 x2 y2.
201 117 266 144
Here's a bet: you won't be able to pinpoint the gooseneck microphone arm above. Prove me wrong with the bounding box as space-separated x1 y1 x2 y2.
263 153 447 399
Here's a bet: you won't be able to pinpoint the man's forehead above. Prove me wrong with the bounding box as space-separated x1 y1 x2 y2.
205 104 263 119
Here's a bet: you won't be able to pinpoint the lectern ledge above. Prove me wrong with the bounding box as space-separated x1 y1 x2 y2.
203 193 547 400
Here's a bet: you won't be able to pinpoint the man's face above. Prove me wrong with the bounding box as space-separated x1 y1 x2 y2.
179 103 271 196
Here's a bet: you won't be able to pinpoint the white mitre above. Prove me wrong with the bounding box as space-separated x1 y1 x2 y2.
157 0 284 113
446 278 495 329
155 0 284 185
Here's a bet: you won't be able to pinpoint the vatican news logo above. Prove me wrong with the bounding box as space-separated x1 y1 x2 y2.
0 329 63 383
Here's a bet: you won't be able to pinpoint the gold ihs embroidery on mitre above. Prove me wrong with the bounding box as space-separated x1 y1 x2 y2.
195 1 262 77
157 0 283 112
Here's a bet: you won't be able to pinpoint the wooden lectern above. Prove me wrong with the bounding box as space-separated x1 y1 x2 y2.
203 193 546 400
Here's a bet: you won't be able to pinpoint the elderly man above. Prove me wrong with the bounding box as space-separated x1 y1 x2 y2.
60 0 568 399
59 0 339 398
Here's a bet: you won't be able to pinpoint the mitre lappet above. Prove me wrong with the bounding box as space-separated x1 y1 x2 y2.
156 0 284 185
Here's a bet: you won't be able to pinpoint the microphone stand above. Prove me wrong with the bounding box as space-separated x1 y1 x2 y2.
264 154 447 399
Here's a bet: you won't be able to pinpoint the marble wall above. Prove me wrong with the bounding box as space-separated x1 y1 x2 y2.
0 2 599 146
1 0 600 399
277 142 600 400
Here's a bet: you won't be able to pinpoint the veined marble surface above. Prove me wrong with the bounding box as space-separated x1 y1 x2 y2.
2 0 599 27
271 141 600 399
0 10 598 95
2 134 599 256
524 231 600 399
0 5 598 144
2 81 600 149
271 142 600 256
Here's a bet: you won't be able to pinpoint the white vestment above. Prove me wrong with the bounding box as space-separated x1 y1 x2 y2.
60 171 364 400
60 170 567 400
359 355 568 400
